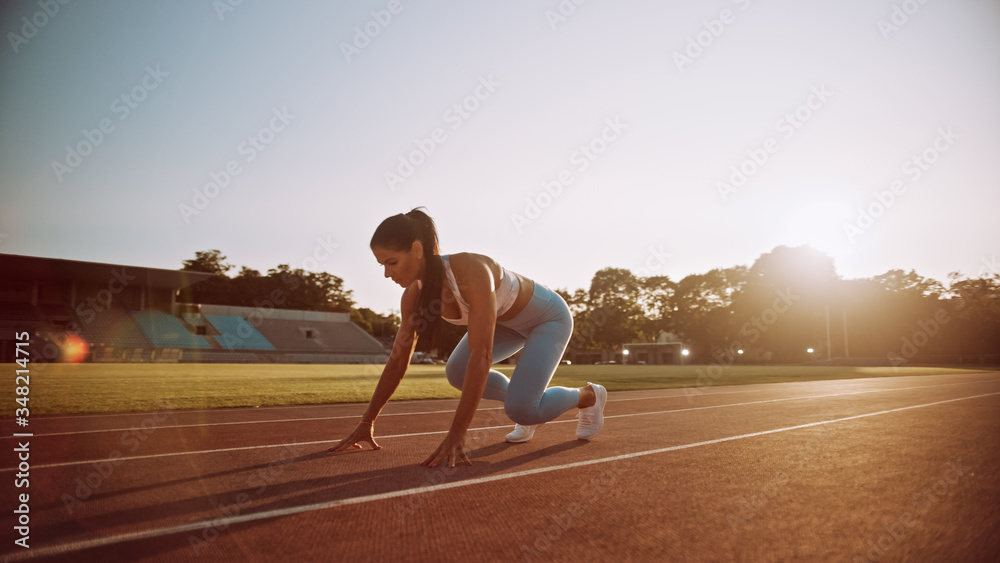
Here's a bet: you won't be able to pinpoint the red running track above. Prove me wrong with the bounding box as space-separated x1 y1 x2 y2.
2 371 999 562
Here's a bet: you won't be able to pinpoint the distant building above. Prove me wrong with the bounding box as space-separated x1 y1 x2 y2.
621 332 685 365
565 332 687 365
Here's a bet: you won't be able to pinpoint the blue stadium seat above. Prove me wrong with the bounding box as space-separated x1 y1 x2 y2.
78 307 151 348
132 311 211 349
205 315 275 350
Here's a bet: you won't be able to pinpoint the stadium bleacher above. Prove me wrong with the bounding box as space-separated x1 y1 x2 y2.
133 310 211 349
253 318 385 355
78 307 151 349
205 315 276 351
1 254 389 364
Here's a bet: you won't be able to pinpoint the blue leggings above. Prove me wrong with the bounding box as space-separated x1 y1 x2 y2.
445 283 578 425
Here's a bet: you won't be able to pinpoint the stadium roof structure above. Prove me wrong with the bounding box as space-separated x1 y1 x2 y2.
0 253 213 289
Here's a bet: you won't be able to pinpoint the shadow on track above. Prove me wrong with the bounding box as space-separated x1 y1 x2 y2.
32 436 591 561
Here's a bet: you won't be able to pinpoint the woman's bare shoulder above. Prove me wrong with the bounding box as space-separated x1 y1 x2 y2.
400 282 420 309
448 252 496 268
448 253 499 284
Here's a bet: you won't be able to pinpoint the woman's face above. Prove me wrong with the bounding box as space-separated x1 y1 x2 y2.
372 242 424 287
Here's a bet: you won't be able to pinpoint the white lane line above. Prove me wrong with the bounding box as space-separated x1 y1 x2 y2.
10 390 999 562
0 389 768 437
7 408 500 438
14 371 999 425
6 378 998 472
7 374 999 439
5 394 487 423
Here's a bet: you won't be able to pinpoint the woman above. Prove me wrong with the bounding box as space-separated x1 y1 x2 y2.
330 208 606 468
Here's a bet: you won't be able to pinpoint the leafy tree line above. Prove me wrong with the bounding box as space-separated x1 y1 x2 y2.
178 250 400 338
559 245 999 363
179 247 999 363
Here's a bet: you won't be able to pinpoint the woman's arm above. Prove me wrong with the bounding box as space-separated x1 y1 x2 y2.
422 255 496 467
360 284 420 423
329 284 420 452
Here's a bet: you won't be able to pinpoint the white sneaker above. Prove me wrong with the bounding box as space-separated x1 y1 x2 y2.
576 383 607 440
505 424 538 443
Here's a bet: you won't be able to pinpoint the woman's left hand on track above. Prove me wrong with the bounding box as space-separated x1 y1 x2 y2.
328 421 382 452
422 430 472 468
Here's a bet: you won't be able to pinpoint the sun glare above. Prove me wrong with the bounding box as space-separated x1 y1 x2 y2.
784 201 853 262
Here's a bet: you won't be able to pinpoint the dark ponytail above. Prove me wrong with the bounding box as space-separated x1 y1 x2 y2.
370 208 443 345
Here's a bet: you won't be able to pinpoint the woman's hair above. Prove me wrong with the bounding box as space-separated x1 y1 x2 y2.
370 208 443 341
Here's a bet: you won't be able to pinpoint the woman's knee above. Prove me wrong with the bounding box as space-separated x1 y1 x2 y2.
504 401 543 426
445 359 465 389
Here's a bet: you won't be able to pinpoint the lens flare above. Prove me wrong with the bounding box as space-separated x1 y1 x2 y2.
61 334 90 363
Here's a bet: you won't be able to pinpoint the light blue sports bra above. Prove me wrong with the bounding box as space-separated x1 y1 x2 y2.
440 254 520 326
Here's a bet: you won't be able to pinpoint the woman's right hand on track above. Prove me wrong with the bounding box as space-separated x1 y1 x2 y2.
328 421 383 452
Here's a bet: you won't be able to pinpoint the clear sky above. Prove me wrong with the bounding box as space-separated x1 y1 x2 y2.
2 0 998 315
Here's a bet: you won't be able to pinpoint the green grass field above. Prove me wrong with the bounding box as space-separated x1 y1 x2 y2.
3 363 991 416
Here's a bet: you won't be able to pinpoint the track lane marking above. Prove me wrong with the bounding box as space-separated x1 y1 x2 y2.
9 390 999 561
9 372 995 426
5 375 998 439
6 378 998 471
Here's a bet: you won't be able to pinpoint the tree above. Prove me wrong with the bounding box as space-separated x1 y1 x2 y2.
637 275 676 342
819 268 949 360
944 273 1000 355
266 265 355 312
351 308 401 338
181 250 232 275
673 267 744 357
179 250 234 305
586 268 644 351
871 269 945 298
560 287 603 353
230 267 265 307
179 252 355 313
734 246 837 360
